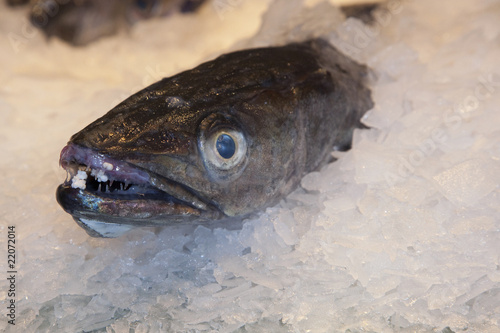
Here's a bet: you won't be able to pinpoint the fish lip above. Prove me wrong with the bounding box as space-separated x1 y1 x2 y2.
57 143 223 223
59 143 151 185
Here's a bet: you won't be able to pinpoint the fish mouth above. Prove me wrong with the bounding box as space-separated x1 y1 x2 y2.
56 143 223 237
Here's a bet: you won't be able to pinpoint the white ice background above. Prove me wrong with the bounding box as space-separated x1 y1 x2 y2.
0 0 499 332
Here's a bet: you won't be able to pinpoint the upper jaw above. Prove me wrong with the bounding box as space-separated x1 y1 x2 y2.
57 143 223 230
59 143 151 188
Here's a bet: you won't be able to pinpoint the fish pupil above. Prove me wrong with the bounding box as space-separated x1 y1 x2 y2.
216 134 236 159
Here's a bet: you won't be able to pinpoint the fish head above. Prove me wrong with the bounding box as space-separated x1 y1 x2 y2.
56 39 369 237
57 65 303 237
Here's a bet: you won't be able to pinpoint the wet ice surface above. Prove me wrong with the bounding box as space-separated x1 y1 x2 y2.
1 0 499 332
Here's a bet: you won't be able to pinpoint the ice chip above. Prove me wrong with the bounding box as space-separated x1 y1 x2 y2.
71 170 88 189
91 168 108 182
432 158 500 206
271 210 299 246
103 162 113 170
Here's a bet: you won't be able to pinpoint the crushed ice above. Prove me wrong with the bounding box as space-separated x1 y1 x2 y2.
102 162 113 171
1 0 499 332
71 170 87 190
90 168 108 183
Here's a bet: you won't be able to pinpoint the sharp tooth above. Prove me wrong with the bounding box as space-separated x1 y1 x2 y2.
109 180 114 187
98 183 102 192
120 183 124 191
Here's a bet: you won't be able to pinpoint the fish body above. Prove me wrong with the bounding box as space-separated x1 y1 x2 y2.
56 39 373 237
27 0 206 46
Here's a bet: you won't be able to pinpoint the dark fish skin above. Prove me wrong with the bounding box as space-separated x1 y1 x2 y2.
26 0 206 46
56 39 373 237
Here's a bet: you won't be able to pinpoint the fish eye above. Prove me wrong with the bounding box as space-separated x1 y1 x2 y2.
216 133 236 159
198 114 248 179
200 129 247 172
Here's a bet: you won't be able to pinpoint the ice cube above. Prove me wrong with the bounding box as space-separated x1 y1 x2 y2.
433 158 500 206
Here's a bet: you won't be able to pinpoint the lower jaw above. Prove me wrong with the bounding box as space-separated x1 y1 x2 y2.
56 185 221 237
